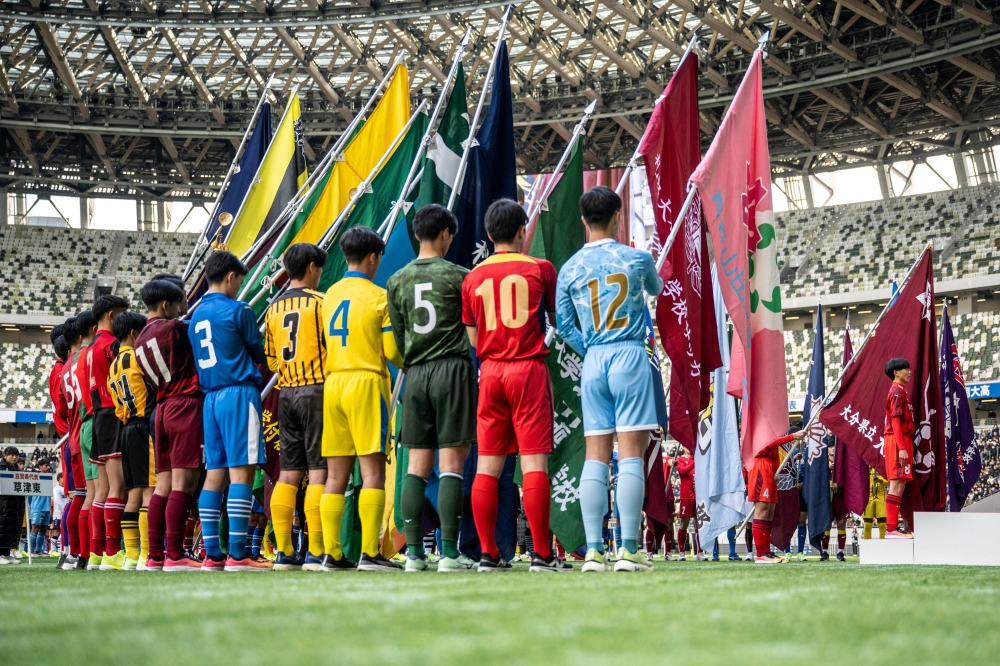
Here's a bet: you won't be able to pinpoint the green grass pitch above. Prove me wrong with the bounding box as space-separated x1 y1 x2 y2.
3 556 999 664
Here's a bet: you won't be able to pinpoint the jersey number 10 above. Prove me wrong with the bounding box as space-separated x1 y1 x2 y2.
474 275 529 330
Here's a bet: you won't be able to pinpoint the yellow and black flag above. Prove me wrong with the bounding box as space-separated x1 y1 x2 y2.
225 93 308 258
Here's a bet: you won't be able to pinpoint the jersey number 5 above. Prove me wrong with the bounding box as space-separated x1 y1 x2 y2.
473 275 529 330
413 283 436 334
587 273 629 332
329 300 350 346
194 320 218 369
281 311 300 361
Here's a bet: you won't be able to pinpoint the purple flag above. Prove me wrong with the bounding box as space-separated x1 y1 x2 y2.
940 305 981 510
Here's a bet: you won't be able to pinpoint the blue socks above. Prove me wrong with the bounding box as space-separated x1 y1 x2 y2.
797 524 807 554
252 527 264 558
616 457 645 555
227 484 253 561
728 528 738 558
199 489 224 559
581 460 610 553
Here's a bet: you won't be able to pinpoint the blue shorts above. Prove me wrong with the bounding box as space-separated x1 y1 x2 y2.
30 511 51 527
581 341 659 436
203 384 266 471
251 497 263 514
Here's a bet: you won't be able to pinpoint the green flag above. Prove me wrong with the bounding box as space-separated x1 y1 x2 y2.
526 135 587 552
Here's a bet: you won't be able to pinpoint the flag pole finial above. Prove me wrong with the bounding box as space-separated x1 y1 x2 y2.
757 30 771 59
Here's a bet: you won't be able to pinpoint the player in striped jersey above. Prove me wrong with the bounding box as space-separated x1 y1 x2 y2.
321 227 404 572
264 243 329 572
108 311 155 570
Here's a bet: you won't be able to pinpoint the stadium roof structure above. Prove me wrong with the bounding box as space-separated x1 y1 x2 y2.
1 0 998 203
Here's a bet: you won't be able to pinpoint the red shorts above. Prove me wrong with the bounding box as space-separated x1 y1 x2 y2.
679 498 696 518
747 457 777 503
70 452 86 489
883 433 913 481
477 358 553 456
153 396 204 472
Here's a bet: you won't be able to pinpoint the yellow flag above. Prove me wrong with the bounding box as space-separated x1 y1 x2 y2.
226 94 307 258
287 66 411 247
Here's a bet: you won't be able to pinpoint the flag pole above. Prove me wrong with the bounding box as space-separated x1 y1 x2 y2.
773 244 933 480
247 100 431 312
377 28 473 242
182 74 276 281
446 5 512 211
614 29 700 197
524 99 598 233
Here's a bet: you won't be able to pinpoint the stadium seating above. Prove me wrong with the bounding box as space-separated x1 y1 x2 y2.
115 231 200 306
0 342 51 409
783 321 873 396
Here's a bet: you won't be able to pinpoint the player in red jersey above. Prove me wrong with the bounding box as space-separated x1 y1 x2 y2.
669 448 705 560
462 199 562 573
47 324 75 569
883 358 915 538
134 278 204 570
747 427 805 564
73 309 102 568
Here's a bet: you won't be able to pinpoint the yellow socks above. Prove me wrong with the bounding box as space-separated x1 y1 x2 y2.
863 518 873 540
271 482 298 556
138 506 149 562
358 488 385 558
304 485 324 557
320 493 345 560
877 518 887 539
121 512 140 561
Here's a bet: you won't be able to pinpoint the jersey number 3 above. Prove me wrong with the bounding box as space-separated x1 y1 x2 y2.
194 320 218 369
281 311 300 361
587 273 629 332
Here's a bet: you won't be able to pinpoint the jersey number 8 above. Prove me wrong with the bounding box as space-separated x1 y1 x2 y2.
474 275 529 331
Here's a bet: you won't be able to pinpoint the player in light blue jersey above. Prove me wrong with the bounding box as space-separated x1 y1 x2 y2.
555 186 664 573
187 251 271 572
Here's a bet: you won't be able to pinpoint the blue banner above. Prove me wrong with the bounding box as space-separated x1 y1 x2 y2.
802 304 831 547
940 305 982 511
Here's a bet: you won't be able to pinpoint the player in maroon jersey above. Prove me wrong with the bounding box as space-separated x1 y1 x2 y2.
461 199 561 573
134 278 205 571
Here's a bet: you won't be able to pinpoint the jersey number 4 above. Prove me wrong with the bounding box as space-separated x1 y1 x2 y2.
328 300 350 346
587 273 629 332
473 275 529 330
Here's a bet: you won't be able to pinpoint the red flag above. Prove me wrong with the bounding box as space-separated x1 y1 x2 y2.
638 50 721 452
819 249 947 523
643 430 671 526
832 329 871 516
771 445 800 551
689 50 788 469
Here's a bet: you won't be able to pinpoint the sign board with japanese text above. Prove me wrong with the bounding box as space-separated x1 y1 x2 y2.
0 471 54 496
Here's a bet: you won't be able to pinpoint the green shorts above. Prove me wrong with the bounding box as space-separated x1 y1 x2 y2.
401 356 477 449
80 416 99 481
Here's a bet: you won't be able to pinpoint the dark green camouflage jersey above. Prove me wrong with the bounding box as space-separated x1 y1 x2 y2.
386 256 470 367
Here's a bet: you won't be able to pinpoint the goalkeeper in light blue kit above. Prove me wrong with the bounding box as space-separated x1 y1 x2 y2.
555 186 663 573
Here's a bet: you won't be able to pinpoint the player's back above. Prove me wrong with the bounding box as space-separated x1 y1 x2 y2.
556 239 662 353
263 287 327 388
323 272 394 376
461 252 556 361
48 359 67 435
187 292 263 392
134 317 201 401
86 330 117 411
386 257 469 367
108 345 154 423
74 343 93 417
62 352 83 451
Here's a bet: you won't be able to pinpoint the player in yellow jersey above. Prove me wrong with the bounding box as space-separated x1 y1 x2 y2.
320 227 404 572
863 468 888 539
107 311 155 570
264 243 329 572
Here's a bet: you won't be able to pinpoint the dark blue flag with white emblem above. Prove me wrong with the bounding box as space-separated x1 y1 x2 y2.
940 305 981 511
802 304 831 547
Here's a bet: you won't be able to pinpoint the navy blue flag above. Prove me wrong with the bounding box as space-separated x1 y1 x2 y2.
802 304 832 547
208 102 272 245
940 305 981 511
448 42 517 268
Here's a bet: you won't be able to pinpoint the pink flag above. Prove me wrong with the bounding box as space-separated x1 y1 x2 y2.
638 50 721 452
689 50 788 469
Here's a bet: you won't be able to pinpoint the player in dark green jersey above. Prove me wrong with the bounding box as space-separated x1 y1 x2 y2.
387 204 477 573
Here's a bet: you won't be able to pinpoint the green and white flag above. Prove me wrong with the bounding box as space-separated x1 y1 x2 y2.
414 64 469 217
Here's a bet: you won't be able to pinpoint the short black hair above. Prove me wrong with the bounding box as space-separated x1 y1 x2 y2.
484 199 527 244
113 311 147 341
152 273 186 291
74 309 97 339
49 323 65 346
3 446 18 457
93 294 130 321
283 243 328 280
205 251 247 284
413 204 458 241
54 336 70 362
580 186 622 229
885 357 911 379
141 279 186 309
37 458 50 468
62 317 80 346
339 227 385 264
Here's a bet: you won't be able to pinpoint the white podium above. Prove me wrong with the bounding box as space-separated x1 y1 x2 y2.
859 537 913 565
859 512 1000 566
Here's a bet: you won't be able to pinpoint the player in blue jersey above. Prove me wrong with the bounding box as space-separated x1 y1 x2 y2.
187 251 271 572
555 186 664 573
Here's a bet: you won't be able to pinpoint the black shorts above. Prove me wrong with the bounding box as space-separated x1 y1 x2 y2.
278 383 325 472
401 355 477 449
91 407 121 464
121 418 155 490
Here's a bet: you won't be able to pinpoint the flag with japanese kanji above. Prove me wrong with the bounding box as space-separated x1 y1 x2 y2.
819 247 947 524
638 50 721 453
832 327 870 516
689 49 788 470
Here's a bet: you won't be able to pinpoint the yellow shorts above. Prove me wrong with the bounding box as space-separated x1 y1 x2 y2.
863 497 886 520
323 371 390 457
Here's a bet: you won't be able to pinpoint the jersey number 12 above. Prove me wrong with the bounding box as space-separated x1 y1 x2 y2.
587 273 629 332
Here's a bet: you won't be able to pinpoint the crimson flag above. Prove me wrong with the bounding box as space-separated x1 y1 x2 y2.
638 50 721 452
819 248 947 524
832 329 871 516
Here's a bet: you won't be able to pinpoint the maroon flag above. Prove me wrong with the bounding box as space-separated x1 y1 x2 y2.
643 430 671 526
819 249 947 523
771 445 800 550
832 329 871 516
638 50 721 452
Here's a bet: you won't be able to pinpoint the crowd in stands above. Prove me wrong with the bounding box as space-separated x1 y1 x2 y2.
967 430 1000 506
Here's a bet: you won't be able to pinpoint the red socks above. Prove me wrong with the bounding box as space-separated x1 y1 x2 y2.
886 493 902 532
184 516 197 554
837 531 847 552
752 519 772 558
821 531 830 551
66 494 84 556
104 497 125 556
522 471 551 560
78 508 91 559
166 491 193 560
677 528 688 554
471 474 500 558
147 493 168 560
90 503 106 557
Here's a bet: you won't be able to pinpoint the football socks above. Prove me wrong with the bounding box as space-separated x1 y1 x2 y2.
251 527 264 559
877 517 887 539
752 519 772 559
78 508 91 559
304 484 325 557
438 473 464 560
522 471 552 560
104 497 125 556
165 491 192 560
319 493 346 560
727 527 738 559
863 518 873 540
402 474 428 558
198 489 224 559
67 493 84 557
121 511 140 561
797 524 807 554
886 493 902 532
837 531 846 553
138 506 149 563
357 488 385 558
270 482 298 556
581 460 609 553
471 474 500 559
616 457 645 555
821 530 831 551
147 493 168 560
90 502 106 557
226 483 254 561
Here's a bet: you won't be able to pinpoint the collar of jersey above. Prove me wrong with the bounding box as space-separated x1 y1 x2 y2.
584 237 616 247
344 270 370 280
